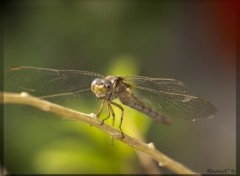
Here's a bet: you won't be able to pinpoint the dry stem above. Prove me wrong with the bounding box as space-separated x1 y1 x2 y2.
1 92 199 175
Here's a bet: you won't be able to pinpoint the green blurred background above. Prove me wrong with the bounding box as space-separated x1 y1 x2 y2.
3 1 236 174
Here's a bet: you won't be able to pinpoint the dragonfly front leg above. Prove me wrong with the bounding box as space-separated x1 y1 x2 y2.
96 99 105 118
100 101 112 125
110 101 124 139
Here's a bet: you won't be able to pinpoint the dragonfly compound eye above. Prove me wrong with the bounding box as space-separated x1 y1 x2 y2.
101 79 112 91
91 78 112 98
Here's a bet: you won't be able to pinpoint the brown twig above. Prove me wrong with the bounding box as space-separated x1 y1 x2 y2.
1 92 199 175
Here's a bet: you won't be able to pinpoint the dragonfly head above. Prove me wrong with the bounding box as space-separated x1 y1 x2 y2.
91 78 113 99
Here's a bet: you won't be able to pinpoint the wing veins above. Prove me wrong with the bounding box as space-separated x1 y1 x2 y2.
132 85 216 119
39 88 91 99
133 85 192 119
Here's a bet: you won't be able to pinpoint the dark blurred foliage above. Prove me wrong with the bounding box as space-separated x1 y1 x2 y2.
3 0 236 174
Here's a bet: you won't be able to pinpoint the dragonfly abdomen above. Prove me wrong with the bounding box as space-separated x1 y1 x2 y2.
119 93 171 124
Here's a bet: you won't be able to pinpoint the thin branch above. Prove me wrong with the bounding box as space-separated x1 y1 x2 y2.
1 92 199 175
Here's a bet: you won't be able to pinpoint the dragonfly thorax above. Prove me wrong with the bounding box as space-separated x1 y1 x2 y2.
91 78 113 99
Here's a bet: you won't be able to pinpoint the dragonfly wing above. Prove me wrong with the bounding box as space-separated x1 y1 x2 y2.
6 66 105 96
122 76 216 120
6 66 104 111
122 76 193 96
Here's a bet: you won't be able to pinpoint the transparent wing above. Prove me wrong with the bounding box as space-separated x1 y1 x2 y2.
122 76 217 120
6 66 105 96
5 66 105 111
122 75 192 95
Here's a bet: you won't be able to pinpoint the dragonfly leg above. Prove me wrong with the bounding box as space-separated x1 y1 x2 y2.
110 101 124 139
107 102 115 127
96 99 105 117
107 102 115 145
100 101 112 125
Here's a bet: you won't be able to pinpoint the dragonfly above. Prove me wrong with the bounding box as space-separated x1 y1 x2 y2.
8 66 217 138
